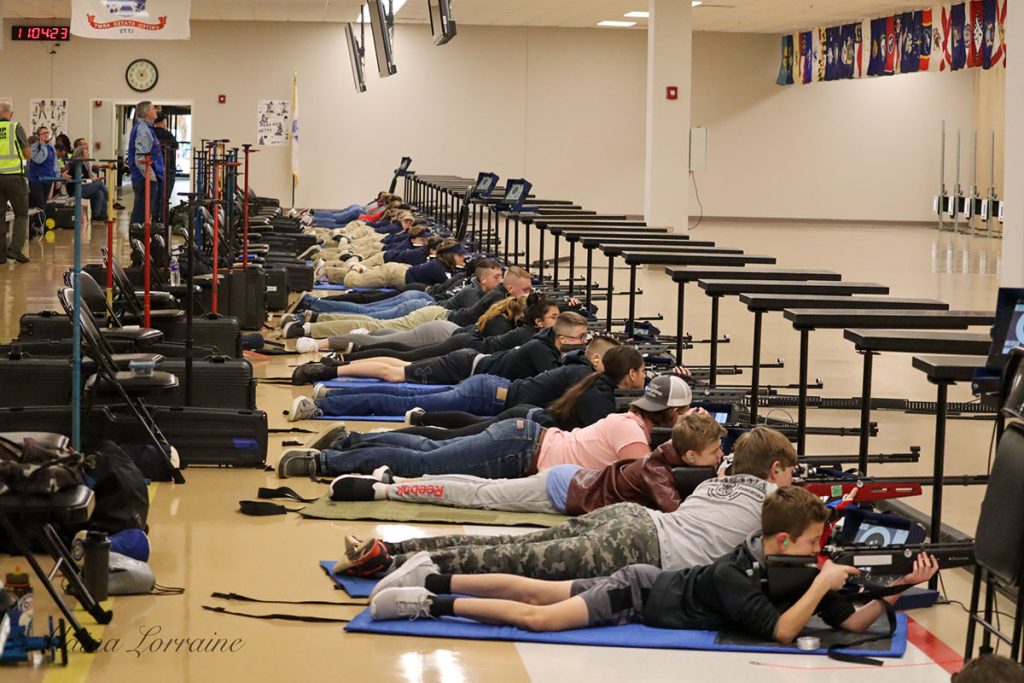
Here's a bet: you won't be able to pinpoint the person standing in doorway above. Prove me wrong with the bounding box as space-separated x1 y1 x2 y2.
128 101 164 226
153 112 179 222
0 103 31 264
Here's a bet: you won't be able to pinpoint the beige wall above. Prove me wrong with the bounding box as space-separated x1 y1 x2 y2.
0 20 647 214
0 21 1004 222
689 31 998 223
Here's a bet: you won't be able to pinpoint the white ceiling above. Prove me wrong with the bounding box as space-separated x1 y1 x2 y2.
3 0 948 34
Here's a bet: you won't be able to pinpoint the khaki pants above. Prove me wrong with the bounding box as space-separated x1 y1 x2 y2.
307 305 448 337
342 262 410 289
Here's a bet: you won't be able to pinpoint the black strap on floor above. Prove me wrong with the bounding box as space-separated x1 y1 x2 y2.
202 605 351 624
211 591 365 606
238 501 303 516
257 378 296 385
258 486 320 503
268 427 315 434
826 588 903 667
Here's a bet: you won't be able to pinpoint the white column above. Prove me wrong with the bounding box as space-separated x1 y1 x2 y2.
1002 0 1024 285
644 0 692 228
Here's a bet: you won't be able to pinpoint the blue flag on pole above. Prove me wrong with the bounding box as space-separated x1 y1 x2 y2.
950 3 968 70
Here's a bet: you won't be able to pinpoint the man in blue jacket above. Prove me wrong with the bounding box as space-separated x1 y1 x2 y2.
128 101 164 226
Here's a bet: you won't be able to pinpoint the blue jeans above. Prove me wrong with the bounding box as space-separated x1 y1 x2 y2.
302 291 435 316
80 181 109 221
316 374 510 417
319 418 542 478
312 204 366 225
130 178 162 225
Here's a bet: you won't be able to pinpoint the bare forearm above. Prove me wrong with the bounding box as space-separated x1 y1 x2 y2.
840 595 898 633
775 583 831 643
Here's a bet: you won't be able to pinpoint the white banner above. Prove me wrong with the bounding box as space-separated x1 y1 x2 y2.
30 99 68 139
256 100 290 147
71 0 191 40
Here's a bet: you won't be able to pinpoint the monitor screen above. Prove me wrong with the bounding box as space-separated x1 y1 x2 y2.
712 411 730 425
502 179 531 209
368 0 397 78
475 172 499 198
397 156 412 173
344 23 367 93
986 288 1024 370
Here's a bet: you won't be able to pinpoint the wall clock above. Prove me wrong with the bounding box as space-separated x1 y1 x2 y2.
126 58 158 92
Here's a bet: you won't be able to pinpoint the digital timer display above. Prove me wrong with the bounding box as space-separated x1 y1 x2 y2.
11 26 71 41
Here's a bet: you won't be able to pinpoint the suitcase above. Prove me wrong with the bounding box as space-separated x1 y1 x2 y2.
44 201 77 229
0 353 84 407
204 269 267 330
281 261 314 292
18 310 77 340
263 264 290 311
158 313 243 358
158 355 256 410
0 404 268 468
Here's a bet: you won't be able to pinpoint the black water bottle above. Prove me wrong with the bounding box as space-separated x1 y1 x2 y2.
81 531 110 602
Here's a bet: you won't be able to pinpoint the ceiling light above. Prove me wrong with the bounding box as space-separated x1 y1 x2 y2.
597 20 637 27
358 0 408 23
624 11 649 18
692 1 703 6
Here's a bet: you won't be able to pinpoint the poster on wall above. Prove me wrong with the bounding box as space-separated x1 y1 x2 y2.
30 98 68 139
70 0 192 40
256 99 290 147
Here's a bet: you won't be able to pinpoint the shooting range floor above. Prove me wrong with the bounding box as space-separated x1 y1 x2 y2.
0 204 1003 681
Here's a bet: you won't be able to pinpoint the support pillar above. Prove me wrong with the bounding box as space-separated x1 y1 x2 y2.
644 0 692 229
1002 0 1024 285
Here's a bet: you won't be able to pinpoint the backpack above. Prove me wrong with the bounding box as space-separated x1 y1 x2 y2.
84 441 150 534
0 435 84 495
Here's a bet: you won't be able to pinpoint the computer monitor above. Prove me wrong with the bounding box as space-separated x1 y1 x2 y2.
427 0 457 45
367 0 397 78
397 156 412 174
986 288 1024 371
835 508 926 547
474 172 499 198
344 23 367 93
501 179 531 211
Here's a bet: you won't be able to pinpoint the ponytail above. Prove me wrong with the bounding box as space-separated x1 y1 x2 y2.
547 346 644 426
475 295 527 333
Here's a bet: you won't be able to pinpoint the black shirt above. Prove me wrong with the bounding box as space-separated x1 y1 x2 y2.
448 283 508 326
505 350 594 414
642 535 856 640
441 278 483 310
473 328 560 381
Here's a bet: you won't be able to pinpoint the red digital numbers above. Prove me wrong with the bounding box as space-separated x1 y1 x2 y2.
11 25 71 41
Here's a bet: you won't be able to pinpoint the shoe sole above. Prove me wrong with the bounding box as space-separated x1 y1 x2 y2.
369 552 436 599
276 450 316 478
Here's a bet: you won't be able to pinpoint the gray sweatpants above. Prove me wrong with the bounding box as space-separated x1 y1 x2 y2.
390 502 661 580
326 320 460 351
385 472 558 514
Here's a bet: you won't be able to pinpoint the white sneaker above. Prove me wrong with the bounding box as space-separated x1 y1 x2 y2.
295 337 321 354
312 383 332 400
369 586 435 621
404 407 425 426
314 261 327 282
369 551 439 599
287 395 321 422
344 255 362 267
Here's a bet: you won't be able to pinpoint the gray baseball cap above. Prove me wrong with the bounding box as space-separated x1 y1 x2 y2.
631 375 693 412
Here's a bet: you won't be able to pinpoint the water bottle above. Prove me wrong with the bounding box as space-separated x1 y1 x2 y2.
81 531 111 602
169 255 181 286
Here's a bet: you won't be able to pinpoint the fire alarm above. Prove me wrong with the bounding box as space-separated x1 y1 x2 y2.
666 86 678 100
218 94 226 104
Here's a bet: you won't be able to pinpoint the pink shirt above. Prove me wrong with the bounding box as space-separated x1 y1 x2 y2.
536 412 652 471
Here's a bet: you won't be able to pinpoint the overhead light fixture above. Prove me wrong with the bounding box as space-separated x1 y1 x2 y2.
692 1 703 6
624 11 649 18
597 20 637 27
358 0 407 23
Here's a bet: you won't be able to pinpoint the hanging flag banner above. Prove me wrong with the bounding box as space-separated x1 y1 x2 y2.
779 2 1007 85
799 31 814 83
776 35 794 85
70 0 191 40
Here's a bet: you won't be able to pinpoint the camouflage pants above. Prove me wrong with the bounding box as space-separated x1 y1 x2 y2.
390 503 661 580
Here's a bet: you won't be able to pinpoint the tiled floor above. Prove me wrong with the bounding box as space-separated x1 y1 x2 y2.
0 208 1008 681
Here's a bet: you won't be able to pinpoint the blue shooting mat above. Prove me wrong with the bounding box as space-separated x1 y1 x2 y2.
312 379 480 420
320 560 378 597
343 609 907 657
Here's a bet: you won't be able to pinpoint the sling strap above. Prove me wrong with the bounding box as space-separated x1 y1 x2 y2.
257 486 320 503
211 591 365 606
238 500 303 516
202 605 352 624
826 586 904 667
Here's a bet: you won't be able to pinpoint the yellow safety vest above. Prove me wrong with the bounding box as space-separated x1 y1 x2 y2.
0 120 25 175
